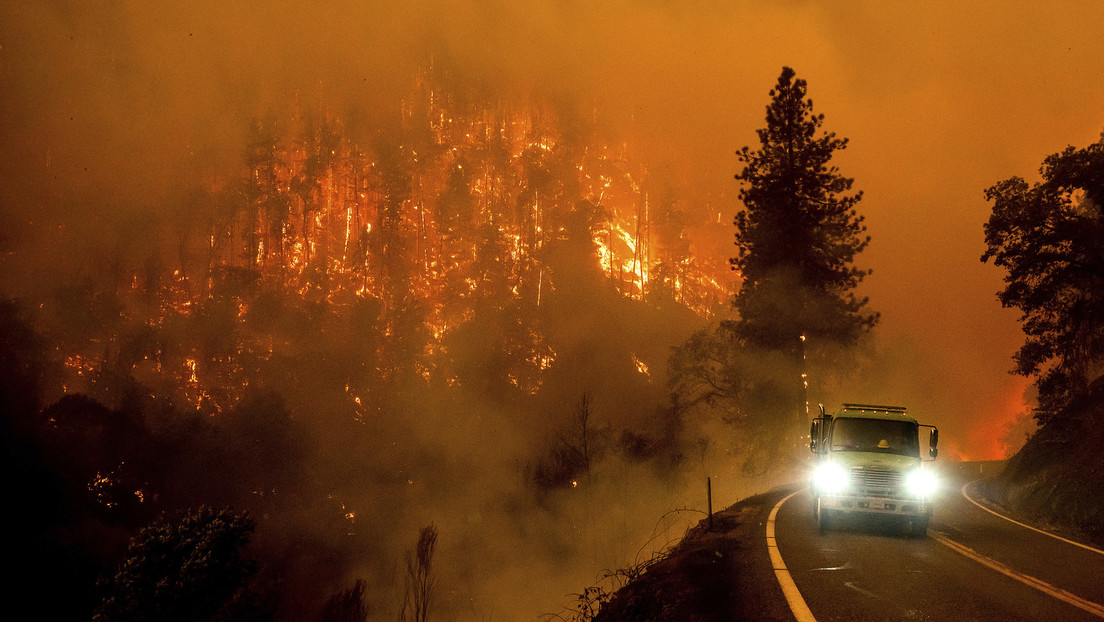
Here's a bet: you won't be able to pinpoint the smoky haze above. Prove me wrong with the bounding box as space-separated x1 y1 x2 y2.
4 0 1104 618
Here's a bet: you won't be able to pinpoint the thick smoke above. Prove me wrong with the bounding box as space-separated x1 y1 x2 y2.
4 1 1104 619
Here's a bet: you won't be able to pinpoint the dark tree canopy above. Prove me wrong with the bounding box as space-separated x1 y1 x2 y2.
732 66 876 350
982 136 1104 416
94 507 260 622
669 68 877 474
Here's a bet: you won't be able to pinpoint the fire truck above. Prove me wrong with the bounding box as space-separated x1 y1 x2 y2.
809 403 939 536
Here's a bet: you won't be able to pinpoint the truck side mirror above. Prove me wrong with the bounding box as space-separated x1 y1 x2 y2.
810 420 820 453
929 428 939 459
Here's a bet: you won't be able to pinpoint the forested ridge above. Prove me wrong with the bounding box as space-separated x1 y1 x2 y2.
1 63 740 621
41 64 731 417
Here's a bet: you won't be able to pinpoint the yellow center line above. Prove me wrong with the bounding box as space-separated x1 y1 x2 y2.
933 532 1104 619
768 490 818 622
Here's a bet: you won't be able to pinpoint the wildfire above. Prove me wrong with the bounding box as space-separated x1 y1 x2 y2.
326 494 359 535
64 354 96 377
594 219 652 300
88 472 115 506
46 63 734 423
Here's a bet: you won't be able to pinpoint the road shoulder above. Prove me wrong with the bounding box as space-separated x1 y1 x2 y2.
595 488 796 622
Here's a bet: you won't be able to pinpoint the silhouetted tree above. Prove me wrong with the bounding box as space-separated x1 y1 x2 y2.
39 393 153 519
472 220 514 305
733 66 875 352
670 68 875 472
544 199 609 299
533 392 613 489
982 135 1104 418
319 579 369 622
649 187 690 303
731 67 876 442
435 158 477 260
399 524 438 622
436 159 478 321
0 300 107 620
293 112 341 267
369 139 414 311
515 140 563 302
0 298 49 425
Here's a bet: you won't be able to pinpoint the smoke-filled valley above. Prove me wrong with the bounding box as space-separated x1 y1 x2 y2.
0 53 774 619
12 1 1102 619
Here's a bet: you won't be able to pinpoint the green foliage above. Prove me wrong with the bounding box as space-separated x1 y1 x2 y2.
94 507 259 622
732 67 876 350
982 136 1104 415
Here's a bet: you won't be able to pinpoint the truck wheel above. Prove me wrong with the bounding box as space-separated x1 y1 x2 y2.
817 498 831 534
911 516 929 538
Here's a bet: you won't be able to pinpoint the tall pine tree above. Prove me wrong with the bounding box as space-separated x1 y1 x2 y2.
732 67 877 441
734 67 876 348
669 67 877 474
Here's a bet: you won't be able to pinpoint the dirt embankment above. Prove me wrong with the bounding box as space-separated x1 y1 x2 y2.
977 383 1104 548
592 489 793 622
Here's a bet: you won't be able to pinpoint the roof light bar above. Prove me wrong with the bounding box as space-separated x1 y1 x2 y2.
841 403 908 413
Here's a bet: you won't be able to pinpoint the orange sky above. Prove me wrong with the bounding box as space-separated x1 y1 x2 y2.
5 1 1104 458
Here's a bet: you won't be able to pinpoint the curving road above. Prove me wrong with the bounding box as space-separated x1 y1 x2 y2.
767 461 1104 621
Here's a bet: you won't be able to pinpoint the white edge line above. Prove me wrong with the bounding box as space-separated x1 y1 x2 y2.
768 490 817 622
933 532 1104 619
961 480 1104 556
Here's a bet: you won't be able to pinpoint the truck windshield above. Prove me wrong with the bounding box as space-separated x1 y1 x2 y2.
830 418 919 457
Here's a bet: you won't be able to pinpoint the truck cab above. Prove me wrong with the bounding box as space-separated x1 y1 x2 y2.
810 403 939 537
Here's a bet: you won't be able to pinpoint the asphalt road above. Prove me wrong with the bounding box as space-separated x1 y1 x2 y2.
769 461 1104 621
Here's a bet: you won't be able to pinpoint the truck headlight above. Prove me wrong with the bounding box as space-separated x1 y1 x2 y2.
813 462 849 494
905 469 938 497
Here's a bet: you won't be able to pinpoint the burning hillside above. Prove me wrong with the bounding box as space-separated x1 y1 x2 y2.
2 58 744 620
46 64 735 414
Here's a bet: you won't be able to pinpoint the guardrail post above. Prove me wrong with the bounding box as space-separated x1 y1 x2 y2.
707 476 714 531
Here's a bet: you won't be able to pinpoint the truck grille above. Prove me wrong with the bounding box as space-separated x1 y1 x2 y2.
850 465 902 496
